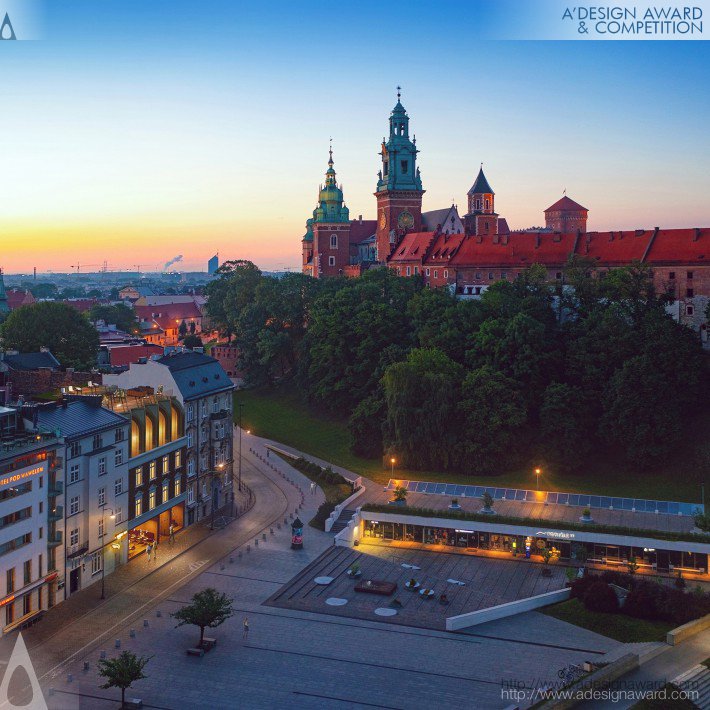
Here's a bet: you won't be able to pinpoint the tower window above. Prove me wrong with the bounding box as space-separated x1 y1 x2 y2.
669 272 676 279
686 305 694 316
476 199 482 210
400 160 408 174
383 160 389 176
686 288 694 298
328 256 336 267
687 271 694 279
485 198 490 211
330 234 338 249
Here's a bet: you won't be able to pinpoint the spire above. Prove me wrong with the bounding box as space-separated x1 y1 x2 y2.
0 269 9 319
311 139 349 224
467 165 494 196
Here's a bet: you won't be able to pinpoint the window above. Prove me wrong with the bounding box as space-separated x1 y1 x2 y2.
115 506 123 524
400 159 408 173
175 451 182 468
433 270 438 278
501 271 507 279
488 272 494 280
115 428 125 443
115 448 123 466
39 526 43 539
135 495 142 517
485 198 490 211
92 434 102 450
383 159 388 176
414 266 419 275
38 554 43 577
69 464 80 484
669 271 676 279
23 594 31 616
162 455 170 475
134 467 143 487
98 488 105 507
444 270 449 279
98 457 106 476
330 234 338 249
70 528 79 546
187 405 194 422
212 397 218 414
686 305 694 316
70 441 81 458
69 496 80 516
98 518 104 538
115 478 123 496
556 272 562 279
187 485 194 504
6 568 14 594
475 272 482 279
149 488 156 510
687 271 694 279
91 552 102 575
328 256 335 267
425 268 430 276
23 560 31 585
187 432 194 448
687 288 694 298
149 461 156 480
187 459 195 477
162 480 169 503
174 478 181 497
202 482 208 498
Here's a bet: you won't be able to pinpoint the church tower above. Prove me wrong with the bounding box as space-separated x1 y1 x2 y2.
375 89 424 263
309 145 351 278
464 165 498 237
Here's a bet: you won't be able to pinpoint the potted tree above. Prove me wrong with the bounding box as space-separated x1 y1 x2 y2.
580 507 594 523
540 545 560 577
480 491 495 515
449 498 461 510
98 650 151 709
172 587 235 651
389 485 408 507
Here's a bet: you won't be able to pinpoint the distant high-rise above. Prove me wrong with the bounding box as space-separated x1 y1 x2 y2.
208 254 219 275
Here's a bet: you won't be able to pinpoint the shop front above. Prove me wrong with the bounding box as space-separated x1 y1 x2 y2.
128 499 185 560
360 517 709 577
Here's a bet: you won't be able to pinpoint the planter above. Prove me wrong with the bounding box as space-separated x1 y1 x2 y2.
579 515 594 524
419 588 435 598
346 569 362 578
388 499 406 507
478 507 495 515
405 581 420 590
449 504 461 510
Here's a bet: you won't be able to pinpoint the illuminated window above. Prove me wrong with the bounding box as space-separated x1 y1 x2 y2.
175 451 182 468
148 488 156 510
174 478 181 497
135 495 142 517
162 455 170 475
149 461 156 480
134 467 143 487
162 480 169 503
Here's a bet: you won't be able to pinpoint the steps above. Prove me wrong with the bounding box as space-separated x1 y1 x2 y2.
673 664 710 709
330 509 356 534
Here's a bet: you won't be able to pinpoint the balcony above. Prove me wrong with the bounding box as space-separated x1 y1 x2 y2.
48 531 63 547
67 540 89 559
48 505 63 522
49 481 64 496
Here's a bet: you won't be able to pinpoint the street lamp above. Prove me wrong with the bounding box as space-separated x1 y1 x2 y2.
535 467 542 491
237 402 244 493
390 457 396 478
100 505 116 600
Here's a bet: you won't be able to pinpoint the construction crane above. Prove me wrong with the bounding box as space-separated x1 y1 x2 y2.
70 261 111 274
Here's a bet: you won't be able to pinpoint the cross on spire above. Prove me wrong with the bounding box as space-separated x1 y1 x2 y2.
563 187 567 195
328 137 333 166
396 85 401 101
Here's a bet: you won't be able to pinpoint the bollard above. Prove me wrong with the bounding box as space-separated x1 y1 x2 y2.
143 619 149 628
83 661 89 672
115 639 121 649
130 629 136 638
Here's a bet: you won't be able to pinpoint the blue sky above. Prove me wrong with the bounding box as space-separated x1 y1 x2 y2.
1 0 709 272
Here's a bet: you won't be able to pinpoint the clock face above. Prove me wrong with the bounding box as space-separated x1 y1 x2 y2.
398 210 414 230
379 211 387 230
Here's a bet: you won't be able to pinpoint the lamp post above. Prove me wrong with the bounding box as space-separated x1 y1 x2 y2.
390 457 396 479
535 467 541 491
100 505 115 600
237 402 244 493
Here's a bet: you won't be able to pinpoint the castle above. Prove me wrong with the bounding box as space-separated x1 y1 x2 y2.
301 92 708 344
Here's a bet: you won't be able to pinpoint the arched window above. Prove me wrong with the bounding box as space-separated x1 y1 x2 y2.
330 234 338 249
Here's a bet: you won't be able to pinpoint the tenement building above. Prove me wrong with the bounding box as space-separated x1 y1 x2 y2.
300 92 709 344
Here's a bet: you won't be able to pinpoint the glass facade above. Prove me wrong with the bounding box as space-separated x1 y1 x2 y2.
362 521 708 574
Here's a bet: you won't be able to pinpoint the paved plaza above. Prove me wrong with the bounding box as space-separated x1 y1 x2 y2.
266 544 569 631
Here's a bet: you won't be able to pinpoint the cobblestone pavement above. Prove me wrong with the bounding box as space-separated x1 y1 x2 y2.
14 434 620 710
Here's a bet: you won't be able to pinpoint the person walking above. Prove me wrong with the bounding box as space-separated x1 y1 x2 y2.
169 523 175 544
153 539 158 562
243 616 249 640
146 542 152 561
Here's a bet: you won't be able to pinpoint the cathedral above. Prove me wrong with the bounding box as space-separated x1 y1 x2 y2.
301 90 587 279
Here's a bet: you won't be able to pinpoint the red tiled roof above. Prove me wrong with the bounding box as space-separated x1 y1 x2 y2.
450 232 578 267
576 230 652 265
423 233 466 265
545 196 588 213
644 228 708 265
61 298 101 313
6 289 35 310
135 302 202 323
388 232 437 262
109 344 164 367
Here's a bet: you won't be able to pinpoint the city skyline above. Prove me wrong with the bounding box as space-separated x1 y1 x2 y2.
1 0 709 273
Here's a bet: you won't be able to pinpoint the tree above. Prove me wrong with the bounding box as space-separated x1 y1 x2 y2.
178 320 188 339
88 303 137 333
182 334 203 350
0 302 99 369
456 366 528 473
348 391 386 458
383 348 463 470
204 260 262 340
98 651 151 708
171 588 235 647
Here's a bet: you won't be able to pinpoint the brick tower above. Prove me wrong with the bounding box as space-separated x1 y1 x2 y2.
544 195 588 233
464 165 498 237
375 89 424 263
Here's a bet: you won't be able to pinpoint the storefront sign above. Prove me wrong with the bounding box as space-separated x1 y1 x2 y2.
536 530 575 539
0 461 46 490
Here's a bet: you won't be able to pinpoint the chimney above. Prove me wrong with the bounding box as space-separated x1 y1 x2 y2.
492 234 500 244
359 215 363 224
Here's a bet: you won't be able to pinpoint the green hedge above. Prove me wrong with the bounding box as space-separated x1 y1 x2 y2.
360 504 710 545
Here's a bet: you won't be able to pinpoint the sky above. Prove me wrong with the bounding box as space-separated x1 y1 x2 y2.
1 0 709 273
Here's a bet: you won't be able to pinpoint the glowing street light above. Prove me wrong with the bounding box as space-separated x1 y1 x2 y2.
535 467 542 490
390 457 396 478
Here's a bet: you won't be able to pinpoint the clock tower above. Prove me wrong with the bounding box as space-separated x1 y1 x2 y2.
375 88 424 263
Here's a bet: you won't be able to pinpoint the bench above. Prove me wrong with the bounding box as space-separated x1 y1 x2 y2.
354 579 397 596
200 637 217 651
186 648 204 657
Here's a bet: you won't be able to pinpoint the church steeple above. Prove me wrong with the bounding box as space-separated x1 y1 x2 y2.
464 164 498 237
313 142 349 224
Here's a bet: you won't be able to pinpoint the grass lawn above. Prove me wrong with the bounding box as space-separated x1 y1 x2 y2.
630 683 697 709
234 383 709 501
541 598 674 643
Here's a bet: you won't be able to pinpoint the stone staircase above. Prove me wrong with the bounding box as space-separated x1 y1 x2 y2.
673 664 710 710
330 508 357 534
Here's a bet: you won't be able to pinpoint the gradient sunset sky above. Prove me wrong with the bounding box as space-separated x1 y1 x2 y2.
1 0 709 273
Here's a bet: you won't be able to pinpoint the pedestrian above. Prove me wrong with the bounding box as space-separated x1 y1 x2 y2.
153 539 158 562
310 481 316 495
169 523 175 544
243 616 249 640
146 542 152 561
